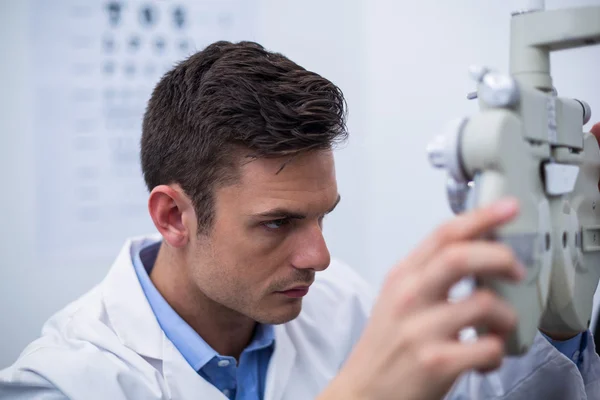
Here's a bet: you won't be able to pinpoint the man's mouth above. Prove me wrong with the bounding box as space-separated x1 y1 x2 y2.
276 285 311 298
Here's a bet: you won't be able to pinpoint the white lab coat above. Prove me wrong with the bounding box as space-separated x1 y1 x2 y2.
591 283 600 333
1 235 599 399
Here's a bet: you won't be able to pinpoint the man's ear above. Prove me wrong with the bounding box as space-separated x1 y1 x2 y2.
148 184 194 248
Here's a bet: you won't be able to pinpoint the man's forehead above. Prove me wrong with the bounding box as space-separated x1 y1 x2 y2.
217 150 338 213
238 150 336 186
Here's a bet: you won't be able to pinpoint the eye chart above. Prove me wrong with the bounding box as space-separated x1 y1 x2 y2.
30 0 258 268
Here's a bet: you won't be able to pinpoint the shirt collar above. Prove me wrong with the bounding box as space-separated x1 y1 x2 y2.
246 320 275 353
131 238 275 371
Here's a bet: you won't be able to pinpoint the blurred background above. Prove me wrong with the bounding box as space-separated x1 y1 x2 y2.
1 0 599 368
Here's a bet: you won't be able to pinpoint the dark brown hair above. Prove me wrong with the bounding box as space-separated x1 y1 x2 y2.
141 40 348 233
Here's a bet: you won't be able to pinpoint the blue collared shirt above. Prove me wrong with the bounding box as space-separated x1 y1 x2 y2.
543 330 588 369
131 239 275 399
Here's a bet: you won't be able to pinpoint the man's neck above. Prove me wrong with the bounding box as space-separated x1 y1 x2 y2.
149 244 256 360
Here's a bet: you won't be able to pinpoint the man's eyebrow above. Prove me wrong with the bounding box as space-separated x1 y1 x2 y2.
254 209 306 219
253 194 341 219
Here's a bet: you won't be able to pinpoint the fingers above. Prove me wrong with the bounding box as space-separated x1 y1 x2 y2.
452 335 506 374
398 197 519 271
417 336 505 381
590 121 600 139
390 241 524 312
397 290 513 385
425 289 518 340
420 241 525 302
410 289 516 379
591 123 600 193
435 197 519 243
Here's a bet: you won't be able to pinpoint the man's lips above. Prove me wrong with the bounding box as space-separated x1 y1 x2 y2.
276 285 311 298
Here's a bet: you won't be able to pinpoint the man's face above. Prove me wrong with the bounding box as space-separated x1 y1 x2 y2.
187 149 339 324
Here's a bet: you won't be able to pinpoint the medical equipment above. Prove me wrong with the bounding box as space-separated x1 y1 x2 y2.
427 1 600 355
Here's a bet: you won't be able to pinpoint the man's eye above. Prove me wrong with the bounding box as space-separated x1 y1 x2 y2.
263 219 290 230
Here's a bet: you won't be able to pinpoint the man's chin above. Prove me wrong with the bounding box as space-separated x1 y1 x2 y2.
255 301 303 325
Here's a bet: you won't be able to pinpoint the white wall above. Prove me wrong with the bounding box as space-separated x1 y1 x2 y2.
363 0 600 287
1 0 599 368
0 0 107 368
254 0 371 286
0 0 369 368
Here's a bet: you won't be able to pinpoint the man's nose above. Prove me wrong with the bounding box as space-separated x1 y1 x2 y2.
290 223 331 272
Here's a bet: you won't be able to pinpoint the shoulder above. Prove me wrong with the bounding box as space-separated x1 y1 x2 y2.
0 342 166 400
0 368 68 400
0 287 166 400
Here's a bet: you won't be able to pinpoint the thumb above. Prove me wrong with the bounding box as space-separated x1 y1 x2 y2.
590 122 600 193
591 122 600 142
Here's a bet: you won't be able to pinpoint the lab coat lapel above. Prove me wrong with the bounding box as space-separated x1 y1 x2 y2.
103 237 227 399
264 325 297 400
101 237 164 360
593 283 600 355
102 237 299 399
162 335 226 400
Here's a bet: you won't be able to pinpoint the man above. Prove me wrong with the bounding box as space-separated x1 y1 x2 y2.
1 41 599 399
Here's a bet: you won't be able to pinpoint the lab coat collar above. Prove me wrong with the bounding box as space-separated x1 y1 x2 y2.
101 235 299 399
101 235 164 360
162 336 225 399
265 324 297 400
160 312 297 400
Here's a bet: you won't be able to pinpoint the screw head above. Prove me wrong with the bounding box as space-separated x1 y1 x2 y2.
479 72 520 108
426 117 470 183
